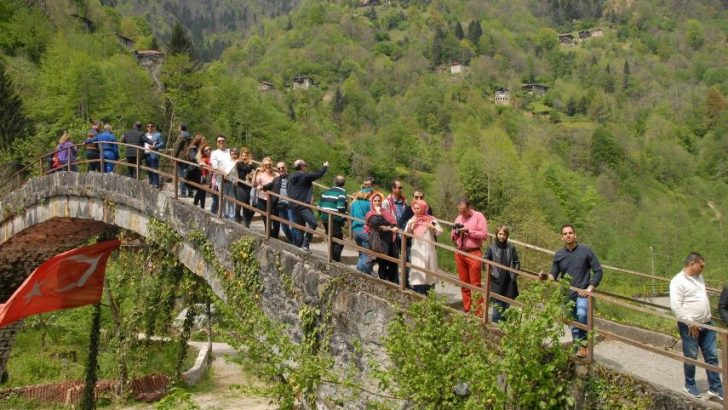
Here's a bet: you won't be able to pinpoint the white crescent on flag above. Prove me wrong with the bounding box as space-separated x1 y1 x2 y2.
56 254 104 293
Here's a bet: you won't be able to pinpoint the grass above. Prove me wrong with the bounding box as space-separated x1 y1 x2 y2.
4 306 196 389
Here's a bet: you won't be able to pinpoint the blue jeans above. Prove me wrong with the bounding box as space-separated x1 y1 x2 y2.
354 230 372 274
678 321 723 393
146 155 160 187
277 204 293 242
222 181 235 219
492 299 510 323
291 207 317 248
178 163 191 196
571 296 589 343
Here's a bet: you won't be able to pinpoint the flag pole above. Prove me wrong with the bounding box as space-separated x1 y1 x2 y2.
81 302 102 410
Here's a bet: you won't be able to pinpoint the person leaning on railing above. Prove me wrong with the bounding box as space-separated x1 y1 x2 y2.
143 123 164 188
486 225 520 323
350 186 373 275
120 122 145 179
261 161 293 242
403 199 442 295
670 252 724 401
366 191 399 284
84 120 102 172
539 224 602 359
289 159 328 253
319 175 348 263
55 131 77 172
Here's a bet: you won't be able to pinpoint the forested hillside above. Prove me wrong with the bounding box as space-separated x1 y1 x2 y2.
2 0 728 289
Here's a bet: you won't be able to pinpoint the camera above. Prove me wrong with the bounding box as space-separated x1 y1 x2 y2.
453 222 465 235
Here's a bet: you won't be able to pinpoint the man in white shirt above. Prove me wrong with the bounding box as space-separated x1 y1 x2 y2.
670 252 723 401
210 135 235 219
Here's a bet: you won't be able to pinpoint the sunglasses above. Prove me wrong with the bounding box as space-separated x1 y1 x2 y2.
414 195 424 199
217 140 225 143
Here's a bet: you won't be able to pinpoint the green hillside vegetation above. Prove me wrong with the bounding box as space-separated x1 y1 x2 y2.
2 0 728 299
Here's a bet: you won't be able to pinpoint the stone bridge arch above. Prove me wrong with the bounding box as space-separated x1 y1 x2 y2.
0 172 410 407
0 172 253 378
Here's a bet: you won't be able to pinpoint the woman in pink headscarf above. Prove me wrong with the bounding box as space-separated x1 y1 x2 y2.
404 199 443 295
365 192 400 284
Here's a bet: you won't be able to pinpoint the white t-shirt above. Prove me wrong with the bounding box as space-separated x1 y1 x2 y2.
670 270 712 323
210 149 234 175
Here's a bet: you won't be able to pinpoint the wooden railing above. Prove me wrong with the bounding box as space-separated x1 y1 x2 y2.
1 142 727 407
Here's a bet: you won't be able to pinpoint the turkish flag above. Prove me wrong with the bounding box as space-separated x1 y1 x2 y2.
0 239 120 328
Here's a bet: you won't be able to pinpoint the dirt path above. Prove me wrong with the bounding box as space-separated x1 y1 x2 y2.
191 343 274 410
121 342 273 410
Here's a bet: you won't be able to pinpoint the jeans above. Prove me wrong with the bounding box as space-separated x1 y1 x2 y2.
178 163 191 196
222 181 235 219
210 188 219 214
291 207 317 248
492 299 510 323
146 155 160 187
102 154 116 173
288 208 300 245
354 230 372 274
571 296 589 343
277 204 293 242
678 321 723 393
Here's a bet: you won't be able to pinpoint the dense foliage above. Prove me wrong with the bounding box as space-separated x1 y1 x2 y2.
2 0 728 296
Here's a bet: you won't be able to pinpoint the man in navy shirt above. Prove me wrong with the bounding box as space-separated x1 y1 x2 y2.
541 224 603 358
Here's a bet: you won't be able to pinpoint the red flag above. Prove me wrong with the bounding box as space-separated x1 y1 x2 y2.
0 239 120 328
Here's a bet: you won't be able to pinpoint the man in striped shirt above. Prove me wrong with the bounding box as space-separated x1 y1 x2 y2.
319 175 348 262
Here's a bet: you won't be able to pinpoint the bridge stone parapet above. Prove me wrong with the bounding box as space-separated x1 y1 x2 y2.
0 172 717 409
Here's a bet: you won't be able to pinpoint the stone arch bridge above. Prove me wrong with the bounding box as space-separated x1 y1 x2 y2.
0 172 710 409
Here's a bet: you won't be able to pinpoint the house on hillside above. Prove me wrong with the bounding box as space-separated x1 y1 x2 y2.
521 83 549 97
591 28 604 37
494 88 510 106
450 62 464 74
559 33 575 46
258 81 275 92
578 30 592 40
293 75 312 90
116 34 136 50
357 0 380 6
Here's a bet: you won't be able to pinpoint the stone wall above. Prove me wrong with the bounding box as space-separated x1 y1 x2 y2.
0 172 717 409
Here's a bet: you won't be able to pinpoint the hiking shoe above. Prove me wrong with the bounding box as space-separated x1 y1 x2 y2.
708 389 723 401
300 246 311 254
683 385 700 398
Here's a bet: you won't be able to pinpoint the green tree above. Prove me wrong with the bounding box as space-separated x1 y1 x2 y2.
466 20 482 45
454 21 464 40
167 22 194 57
0 64 31 151
705 87 728 129
622 60 631 91
686 19 705 50
590 127 621 174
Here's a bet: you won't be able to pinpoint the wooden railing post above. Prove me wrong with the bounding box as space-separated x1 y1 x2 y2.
39 158 44 176
217 175 224 218
66 146 72 171
327 212 333 263
722 332 728 410
173 158 179 199
483 259 491 324
135 147 141 181
265 196 272 239
399 234 406 291
99 150 105 173
587 294 594 363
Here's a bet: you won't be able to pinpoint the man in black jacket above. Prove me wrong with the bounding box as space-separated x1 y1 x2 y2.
121 122 145 178
719 285 728 325
262 161 293 242
289 159 328 252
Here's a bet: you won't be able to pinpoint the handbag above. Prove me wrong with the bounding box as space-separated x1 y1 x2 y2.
250 187 259 206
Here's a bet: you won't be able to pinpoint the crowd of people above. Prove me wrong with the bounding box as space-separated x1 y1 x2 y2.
49 121 725 401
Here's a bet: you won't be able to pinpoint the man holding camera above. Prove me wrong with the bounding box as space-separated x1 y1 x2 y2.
451 198 488 315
